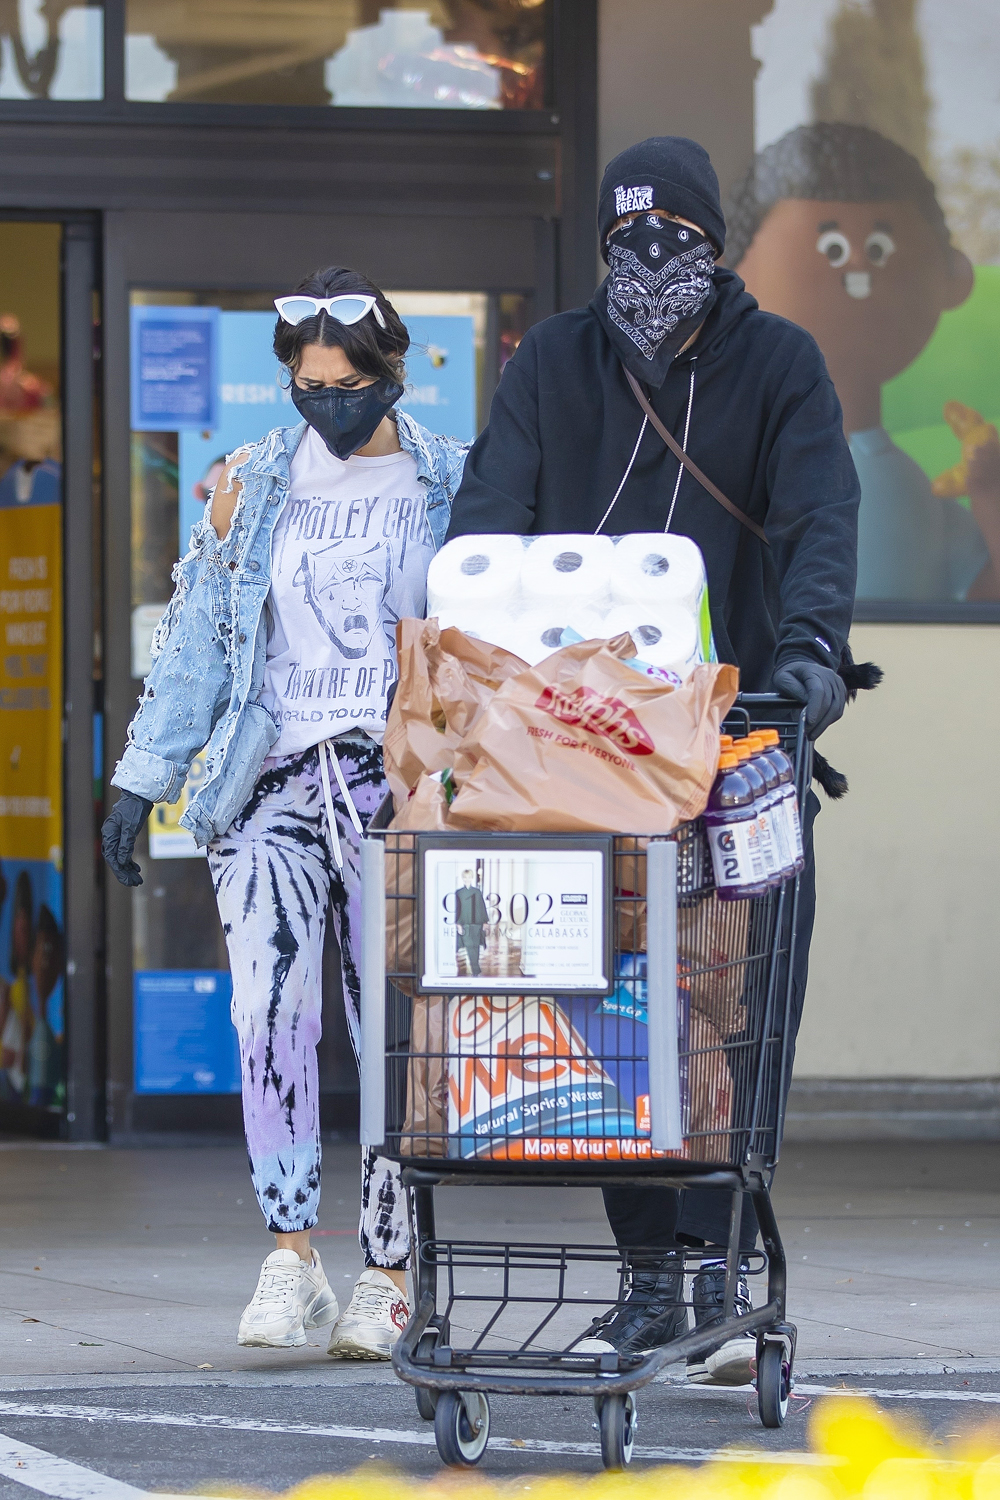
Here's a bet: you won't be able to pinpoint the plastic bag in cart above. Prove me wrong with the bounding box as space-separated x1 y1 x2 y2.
447 634 738 834
382 618 528 809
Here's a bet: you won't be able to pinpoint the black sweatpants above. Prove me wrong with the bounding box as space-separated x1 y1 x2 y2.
603 789 820 1255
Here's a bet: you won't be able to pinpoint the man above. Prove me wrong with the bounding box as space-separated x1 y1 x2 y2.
446 136 860 1385
455 868 488 977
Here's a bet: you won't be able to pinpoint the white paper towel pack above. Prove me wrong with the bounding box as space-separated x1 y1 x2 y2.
426 534 524 614
603 604 699 675
520 533 614 607
513 607 607 665
436 608 525 658
425 532 715 672
610 533 707 615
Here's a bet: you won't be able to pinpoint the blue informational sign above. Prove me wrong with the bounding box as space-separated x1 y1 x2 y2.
178 311 292 554
176 308 478 555
130 305 219 432
395 314 476 444
133 969 240 1094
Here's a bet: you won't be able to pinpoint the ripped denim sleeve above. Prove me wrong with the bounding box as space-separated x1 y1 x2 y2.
112 550 234 804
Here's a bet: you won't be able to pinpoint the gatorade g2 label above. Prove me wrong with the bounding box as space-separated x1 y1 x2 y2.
708 817 766 893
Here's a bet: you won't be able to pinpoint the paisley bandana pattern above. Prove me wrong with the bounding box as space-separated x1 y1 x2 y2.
607 238 716 361
594 214 718 387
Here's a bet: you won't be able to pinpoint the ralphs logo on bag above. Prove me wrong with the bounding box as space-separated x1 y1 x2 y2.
446 995 635 1158
535 683 655 757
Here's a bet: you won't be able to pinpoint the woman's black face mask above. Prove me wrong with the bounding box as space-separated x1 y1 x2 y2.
594 214 717 387
290 374 404 460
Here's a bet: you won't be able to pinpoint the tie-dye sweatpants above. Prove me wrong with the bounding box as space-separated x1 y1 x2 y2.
208 735 410 1268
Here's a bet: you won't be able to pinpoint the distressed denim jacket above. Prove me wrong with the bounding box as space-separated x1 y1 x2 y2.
112 411 467 845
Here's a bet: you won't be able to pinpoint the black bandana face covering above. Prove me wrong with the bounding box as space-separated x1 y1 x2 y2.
595 214 717 387
290 375 404 460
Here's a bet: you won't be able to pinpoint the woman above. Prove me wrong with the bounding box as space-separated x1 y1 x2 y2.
102 267 468 1356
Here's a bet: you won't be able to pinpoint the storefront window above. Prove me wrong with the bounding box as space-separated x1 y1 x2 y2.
124 1 548 109
0 1 103 100
0 222 65 1118
741 0 1000 610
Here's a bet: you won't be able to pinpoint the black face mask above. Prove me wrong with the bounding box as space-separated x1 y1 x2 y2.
593 214 718 387
290 375 404 460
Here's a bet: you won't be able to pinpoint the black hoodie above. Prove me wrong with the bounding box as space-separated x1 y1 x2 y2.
446 269 859 692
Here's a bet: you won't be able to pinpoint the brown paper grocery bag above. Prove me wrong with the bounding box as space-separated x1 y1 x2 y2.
399 994 449 1157
677 896 751 1035
449 634 738 834
382 618 527 809
383 773 452 997
686 1011 734 1162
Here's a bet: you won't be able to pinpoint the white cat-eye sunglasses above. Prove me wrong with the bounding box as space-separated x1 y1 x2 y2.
273 293 387 329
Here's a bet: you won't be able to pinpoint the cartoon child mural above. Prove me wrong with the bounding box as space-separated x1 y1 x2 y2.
727 123 1000 602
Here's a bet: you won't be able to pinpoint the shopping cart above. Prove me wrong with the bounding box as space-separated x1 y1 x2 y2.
360 694 811 1468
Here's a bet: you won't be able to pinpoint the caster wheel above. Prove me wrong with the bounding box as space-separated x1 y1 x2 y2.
414 1333 439 1421
415 1385 438 1421
599 1392 637 1469
434 1390 490 1467
756 1342 790 1428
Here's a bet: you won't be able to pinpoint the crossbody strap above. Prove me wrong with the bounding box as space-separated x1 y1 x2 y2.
623 366 770 546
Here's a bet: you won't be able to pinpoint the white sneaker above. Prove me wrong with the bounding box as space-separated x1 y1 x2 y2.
237 1248 340 1348
326 1268 410 1360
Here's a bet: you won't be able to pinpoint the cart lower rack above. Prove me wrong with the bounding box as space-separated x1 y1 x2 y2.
361 695 811 1468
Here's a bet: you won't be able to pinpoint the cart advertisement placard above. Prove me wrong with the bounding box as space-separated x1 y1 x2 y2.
417 838 612 994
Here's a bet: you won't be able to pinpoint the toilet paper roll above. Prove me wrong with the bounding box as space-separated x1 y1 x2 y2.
426 534 525 614
520 533 614 607
514 607 608 665
610 533 707 615
603 604 700 675
434 608 523 655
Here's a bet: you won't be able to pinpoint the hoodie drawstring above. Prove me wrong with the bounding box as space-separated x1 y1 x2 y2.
318 738 364 871
664 361 697 533
595 359 698 536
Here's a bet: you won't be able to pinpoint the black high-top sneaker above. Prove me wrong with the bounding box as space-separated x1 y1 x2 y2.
686 1261 755 1385
576 1254 688 1356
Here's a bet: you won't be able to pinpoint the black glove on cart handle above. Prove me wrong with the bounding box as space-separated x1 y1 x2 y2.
102 791 154 887
772 660 847 740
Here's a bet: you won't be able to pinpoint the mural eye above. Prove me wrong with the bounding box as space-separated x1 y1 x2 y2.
816 230 851 267
865 230 896 266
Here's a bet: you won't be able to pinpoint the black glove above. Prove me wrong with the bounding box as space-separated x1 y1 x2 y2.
772 659 847 739
102 792 154 887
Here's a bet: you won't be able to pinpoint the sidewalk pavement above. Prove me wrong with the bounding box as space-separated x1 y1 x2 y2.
1 1139 996 1381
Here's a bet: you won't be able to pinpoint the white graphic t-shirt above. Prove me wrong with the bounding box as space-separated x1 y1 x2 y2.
261 423 434 754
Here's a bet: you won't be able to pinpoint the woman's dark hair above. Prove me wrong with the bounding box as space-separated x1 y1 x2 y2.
273 266 408 383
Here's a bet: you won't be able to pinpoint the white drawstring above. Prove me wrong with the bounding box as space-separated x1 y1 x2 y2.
318 738 364 871
664 362 697 533
593 414 648 535
317 740 344 870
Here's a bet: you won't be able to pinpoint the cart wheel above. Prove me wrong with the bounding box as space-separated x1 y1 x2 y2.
756 1342 790 1428
434 1391 490 1466
599 1392 637 1469
414 1332 439 1421
415 1385 438 1421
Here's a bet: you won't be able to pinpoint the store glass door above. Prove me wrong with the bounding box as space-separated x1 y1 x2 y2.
0 222 65 1126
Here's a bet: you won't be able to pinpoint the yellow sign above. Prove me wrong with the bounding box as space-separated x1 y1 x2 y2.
149 751 207 859
0 502 62 866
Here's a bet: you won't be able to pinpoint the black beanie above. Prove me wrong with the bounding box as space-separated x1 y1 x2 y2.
598 136 726 261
